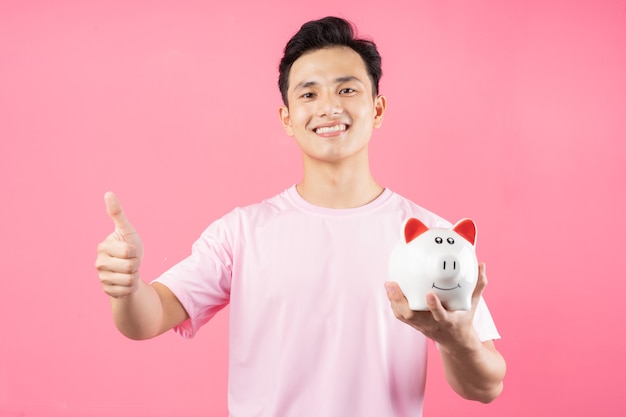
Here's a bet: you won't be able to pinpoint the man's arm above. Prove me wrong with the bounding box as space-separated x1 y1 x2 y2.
439 338 505 402
385 263 506 403
95 192 189 340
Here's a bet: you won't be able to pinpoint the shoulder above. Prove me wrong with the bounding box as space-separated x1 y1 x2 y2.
384 190 452 228
227 187 294 221
199 188 295 235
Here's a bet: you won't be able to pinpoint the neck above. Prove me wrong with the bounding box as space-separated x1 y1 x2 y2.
297 153 384 209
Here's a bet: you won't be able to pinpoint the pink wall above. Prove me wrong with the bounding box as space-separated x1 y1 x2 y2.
1 1 625 415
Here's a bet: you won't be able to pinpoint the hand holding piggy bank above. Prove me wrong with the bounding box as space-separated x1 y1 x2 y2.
388 218 479 311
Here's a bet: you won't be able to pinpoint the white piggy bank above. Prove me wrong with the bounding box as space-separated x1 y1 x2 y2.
388 218 478 311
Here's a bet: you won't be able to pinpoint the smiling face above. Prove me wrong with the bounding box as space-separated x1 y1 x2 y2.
279 46 386 165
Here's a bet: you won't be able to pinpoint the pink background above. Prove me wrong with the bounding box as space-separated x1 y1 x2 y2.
1 0 625 416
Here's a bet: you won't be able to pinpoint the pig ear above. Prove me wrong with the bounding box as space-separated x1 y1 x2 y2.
404 218 429 243
453 218 477 246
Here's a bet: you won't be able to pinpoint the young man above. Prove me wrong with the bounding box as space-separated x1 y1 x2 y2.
95 16 505 416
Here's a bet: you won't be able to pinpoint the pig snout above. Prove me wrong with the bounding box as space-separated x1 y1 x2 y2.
441 256 459 274
435 254 461 282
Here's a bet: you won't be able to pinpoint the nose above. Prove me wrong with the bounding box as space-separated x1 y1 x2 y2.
317 91 343 117
437 255 461 280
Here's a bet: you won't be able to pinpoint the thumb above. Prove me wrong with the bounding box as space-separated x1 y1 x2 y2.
469 262 488 312
104 191 136 238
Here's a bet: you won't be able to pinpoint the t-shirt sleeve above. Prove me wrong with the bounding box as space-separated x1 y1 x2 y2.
473 297 501 342
152 216 233 338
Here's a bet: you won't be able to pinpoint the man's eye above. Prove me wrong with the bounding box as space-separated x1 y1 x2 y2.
301 92 315 99
339 88 356 94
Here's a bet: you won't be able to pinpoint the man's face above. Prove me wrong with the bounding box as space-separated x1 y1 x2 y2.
279 46 386 165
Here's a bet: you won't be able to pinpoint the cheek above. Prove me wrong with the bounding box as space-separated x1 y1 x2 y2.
352 99 376 117
289 108 310 128
351 106 377 127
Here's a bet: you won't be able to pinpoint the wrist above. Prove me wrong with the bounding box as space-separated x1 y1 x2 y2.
438 330 483 357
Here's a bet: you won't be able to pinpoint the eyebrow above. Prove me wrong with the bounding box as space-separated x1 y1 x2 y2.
293 76 363 91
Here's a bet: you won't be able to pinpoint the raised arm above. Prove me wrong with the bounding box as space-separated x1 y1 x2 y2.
94 192 188 340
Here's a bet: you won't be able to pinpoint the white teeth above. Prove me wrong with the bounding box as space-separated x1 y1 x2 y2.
315 124 347 134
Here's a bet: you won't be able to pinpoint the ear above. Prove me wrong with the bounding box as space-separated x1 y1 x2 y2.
404 217 429 243
278 105 294 136
453 218 477 246
373 95 387 129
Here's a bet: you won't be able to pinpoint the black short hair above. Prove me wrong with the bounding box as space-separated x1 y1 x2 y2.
278 16 382 106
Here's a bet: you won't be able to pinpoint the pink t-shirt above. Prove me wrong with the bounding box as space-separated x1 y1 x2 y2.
154 186 500 417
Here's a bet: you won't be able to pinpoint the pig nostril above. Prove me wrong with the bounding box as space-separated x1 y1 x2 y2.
442 260 458 271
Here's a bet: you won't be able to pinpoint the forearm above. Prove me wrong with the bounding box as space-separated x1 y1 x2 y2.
110 279 164 340
439 338 506 403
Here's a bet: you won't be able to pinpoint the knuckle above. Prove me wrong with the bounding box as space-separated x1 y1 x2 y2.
124 259 139 274
122 273 136 287
94 255 106 270
117 242 131 258
97 270 112 285
124 244 137 259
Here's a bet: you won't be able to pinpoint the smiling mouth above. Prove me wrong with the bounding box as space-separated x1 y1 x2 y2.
314 124 349 134
432 283 461 291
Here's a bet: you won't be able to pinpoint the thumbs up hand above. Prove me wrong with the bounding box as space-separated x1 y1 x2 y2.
95 192 145 298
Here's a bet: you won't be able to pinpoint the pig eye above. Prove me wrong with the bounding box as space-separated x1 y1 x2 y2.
447 237 455 244
435 237 443 244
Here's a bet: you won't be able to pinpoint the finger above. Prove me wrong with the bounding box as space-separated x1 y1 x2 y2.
426 292 448 322
95 254 141 274
98 270 138 288
104 191 136 238
384 282 415 321
471 262 488 309
102 282 136 298
97 238 138 259
384 281 406 303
